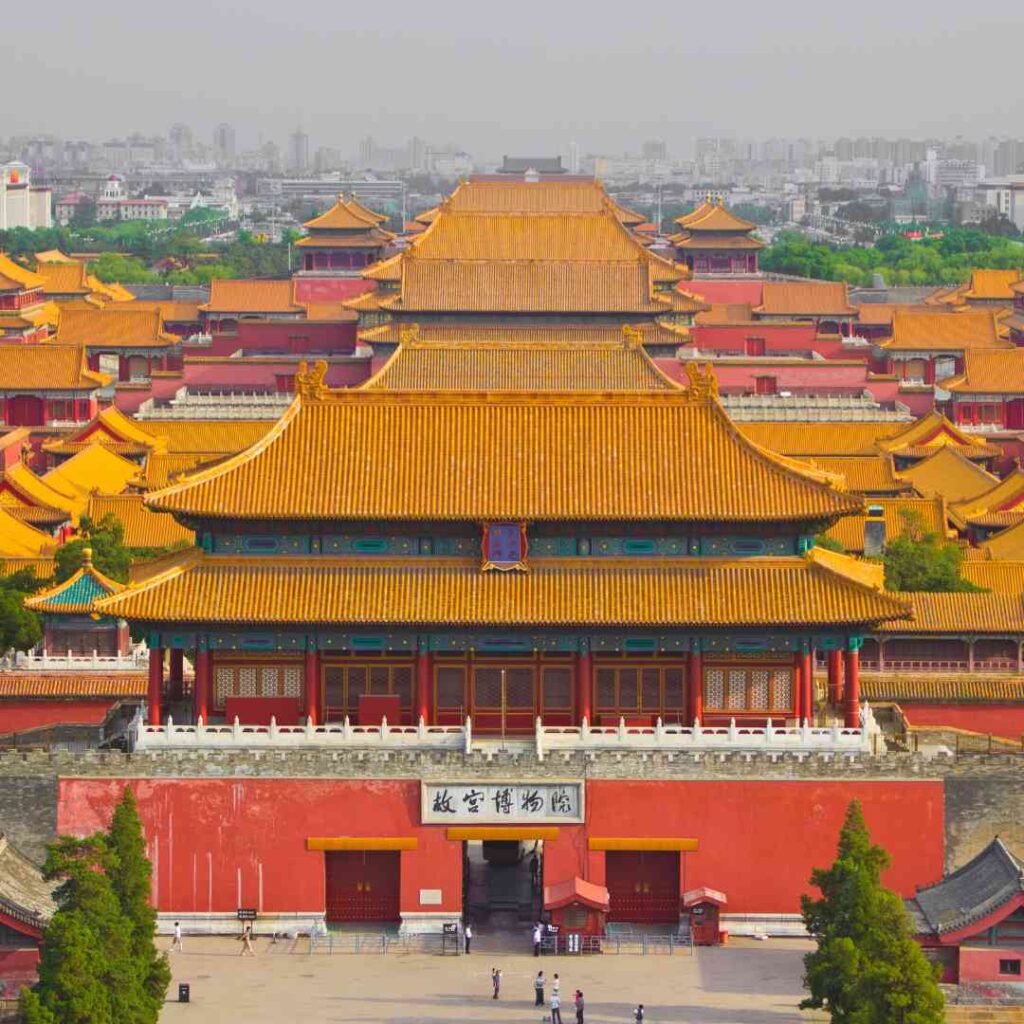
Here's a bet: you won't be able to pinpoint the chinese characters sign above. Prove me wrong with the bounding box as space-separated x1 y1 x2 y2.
421 782 583 824
481 522 527 572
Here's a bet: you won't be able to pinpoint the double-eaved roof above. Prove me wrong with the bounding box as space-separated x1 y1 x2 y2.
145 362 861 525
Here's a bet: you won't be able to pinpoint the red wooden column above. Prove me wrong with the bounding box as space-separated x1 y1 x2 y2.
416 645 433 725
168 649 185 703
802 646 814 725
843 647 861 728
688 648 703 725
147 646 164 727
826 649 843 707
193 644 211 724
576 642 593 725
304 645 320 726
792 652 804 723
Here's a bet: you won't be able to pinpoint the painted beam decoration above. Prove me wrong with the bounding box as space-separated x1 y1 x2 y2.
421 781 584 824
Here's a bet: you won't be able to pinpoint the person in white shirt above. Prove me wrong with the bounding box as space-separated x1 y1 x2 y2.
171 921 182 953
533 921 543 956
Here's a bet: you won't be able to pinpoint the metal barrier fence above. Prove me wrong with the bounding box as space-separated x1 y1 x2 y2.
535 932 693 956
308 931 458 955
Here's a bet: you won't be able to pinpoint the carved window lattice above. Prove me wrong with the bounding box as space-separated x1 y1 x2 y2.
704 669 725 708
771 670 793 709
282 665 303 698
726 670 747 710
748 670 770 710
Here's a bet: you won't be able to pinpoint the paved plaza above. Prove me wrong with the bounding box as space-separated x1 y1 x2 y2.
160 935 827 1023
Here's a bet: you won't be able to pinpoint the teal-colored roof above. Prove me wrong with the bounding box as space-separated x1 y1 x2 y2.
25 558 123 615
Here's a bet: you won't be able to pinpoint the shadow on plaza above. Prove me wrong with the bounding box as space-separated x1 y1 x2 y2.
323 993 804 1023
696 944 808 996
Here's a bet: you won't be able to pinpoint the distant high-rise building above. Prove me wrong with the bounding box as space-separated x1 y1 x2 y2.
288 127 310 173
406 137 426 172
642 139 667 162
359 135 375 167
214 123 236 167
168 123 193 165
568 140 580 175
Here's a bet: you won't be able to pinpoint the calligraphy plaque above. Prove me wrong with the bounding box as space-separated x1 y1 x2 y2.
421 781 584 824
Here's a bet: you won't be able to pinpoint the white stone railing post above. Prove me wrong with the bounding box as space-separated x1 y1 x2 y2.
464 716 472 754
535 716 545 760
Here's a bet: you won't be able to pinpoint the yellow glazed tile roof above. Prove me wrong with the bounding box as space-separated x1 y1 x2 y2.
34 262 90 296
0 254 44 291
0 462 82 518
805 457 907 494
33 250 76 265
962 269 1022 301
950 470 1024 527
860 674 1024 701
43 444 141 499
824 497 949 554
54 306 176 348
43 405 162 457
303 195 389 231
961 561 1024 594
882 310 1008 351
675 201 758 232
737 421 905 457
200 279 304 314
941 348 1024 394
0 344 111 390
876 412 998 459
0 673 146 698
876 591 1024 633
0 506 57 557
442 178 612 215
897 446 999 503
147 364 863 524
673 233 764 251
97 551 909 627
357 321 690 349
145 420 275 454
982 518 1024 561
361 336 680 392
754 282 856 316
85 493 194 549
0 557 55 579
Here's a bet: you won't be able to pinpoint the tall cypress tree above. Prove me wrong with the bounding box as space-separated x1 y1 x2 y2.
106 787 171 1016
801 800 945 1024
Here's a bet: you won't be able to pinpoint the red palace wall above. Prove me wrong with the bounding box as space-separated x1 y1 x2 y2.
0 700 115 733
901 703 1024 743
58 777 944 919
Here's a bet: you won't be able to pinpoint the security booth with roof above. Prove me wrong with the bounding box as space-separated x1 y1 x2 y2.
683 887 727 945
544 877 609 951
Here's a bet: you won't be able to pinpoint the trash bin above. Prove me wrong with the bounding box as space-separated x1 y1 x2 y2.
178 983 190 1003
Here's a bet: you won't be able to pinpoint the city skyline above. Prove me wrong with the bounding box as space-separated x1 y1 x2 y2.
3 0 1023 158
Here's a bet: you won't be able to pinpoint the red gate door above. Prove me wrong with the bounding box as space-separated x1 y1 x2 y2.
324 850 400 922
605 851 680 924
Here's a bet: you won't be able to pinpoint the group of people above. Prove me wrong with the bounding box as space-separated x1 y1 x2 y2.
491 967 643 1023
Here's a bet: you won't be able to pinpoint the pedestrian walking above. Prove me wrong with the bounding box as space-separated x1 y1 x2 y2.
550 990 562 1024
170 921 182 953
239 923 255 956
534 970 545 1006
464 922 473 954
634 1004 644 1023
574 989 584 1024
530 850 540 889
533 920 543 956
552 973 560 998
491 967 502 1000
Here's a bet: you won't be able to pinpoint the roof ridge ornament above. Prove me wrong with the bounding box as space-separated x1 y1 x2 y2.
295 360 328 401
399 323 421 347
621 324 643 349
684 361 718 402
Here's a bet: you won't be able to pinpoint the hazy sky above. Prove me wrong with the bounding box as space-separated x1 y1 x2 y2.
3 0 1022 158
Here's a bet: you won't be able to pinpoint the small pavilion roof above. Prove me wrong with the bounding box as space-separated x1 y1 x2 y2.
0 253 44 291
0 506 57 558
754 282 856 318
303 193 390 232
875 412 1001 462
96 547 910 628
941 348 1024 395
804 456 907 495
42 443 142 500
42 404 163 457
0 344 111 391
682 887 727 908
53 306 177 349
897 446 998 504
880 310 1008 351
961 269 1022 302
982 517 1024 561
145 362 863 525
25 547 124 614
361 331 681 392
905 838 1024 937
545 877 610 912
0 462 81 518
33 250 76 265
676 201 757 233
34 261 92 296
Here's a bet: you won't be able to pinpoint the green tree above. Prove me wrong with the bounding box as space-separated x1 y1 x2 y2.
814 534 846 554
801 801 945 1023
54 514 131 584
0 570 43 652
107 789 170 1014
882 510 983 592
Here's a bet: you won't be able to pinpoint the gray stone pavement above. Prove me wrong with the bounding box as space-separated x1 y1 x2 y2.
160 935 829 1023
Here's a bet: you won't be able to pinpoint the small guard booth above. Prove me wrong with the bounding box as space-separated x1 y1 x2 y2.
544 877 610 952
683 887 728 945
